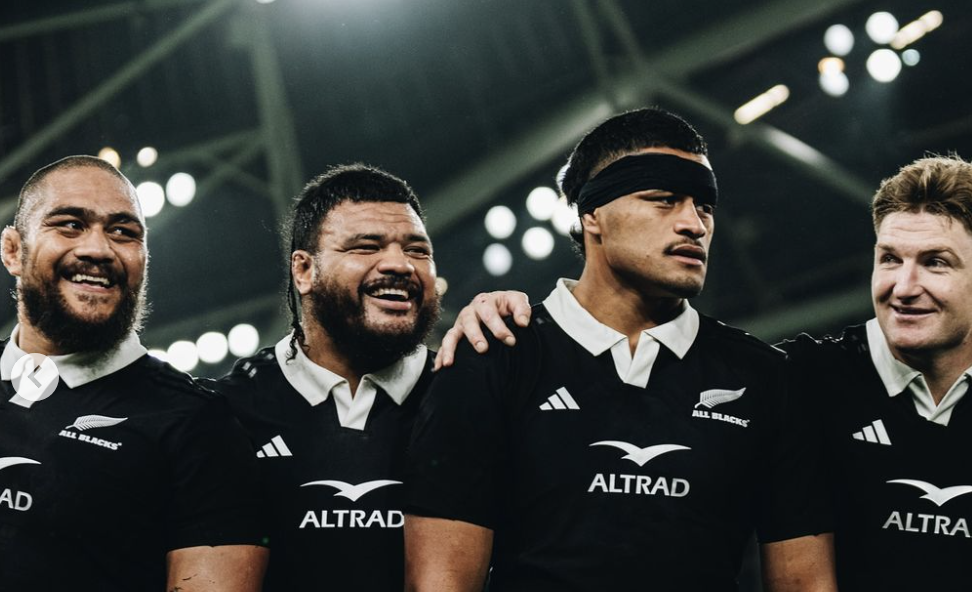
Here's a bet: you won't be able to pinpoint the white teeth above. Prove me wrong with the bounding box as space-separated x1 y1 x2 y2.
70 274 110 286
372 288 409 298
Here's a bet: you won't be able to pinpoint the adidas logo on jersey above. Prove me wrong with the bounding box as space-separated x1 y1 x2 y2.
882 479 972 539
298 479 403 529
851 419 891 445
587 440 691 497
58 415 126 450
539 387 579 411
0 457 40 512
256 435 293 458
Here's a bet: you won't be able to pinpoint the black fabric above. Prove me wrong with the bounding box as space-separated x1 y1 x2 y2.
782 326 972 592
407 306 829 592
0 347 263 592
210 347 434 592
576 152 718 214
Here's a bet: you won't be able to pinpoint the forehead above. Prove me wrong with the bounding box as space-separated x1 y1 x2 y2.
877 211 972 250
32 167 139 219
320 200 428 239
631 146 712 170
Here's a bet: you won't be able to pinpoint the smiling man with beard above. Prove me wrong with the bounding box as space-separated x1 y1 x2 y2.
0 155 267 592
210 163 445 591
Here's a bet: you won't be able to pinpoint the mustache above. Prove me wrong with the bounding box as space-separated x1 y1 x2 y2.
360 275 421 298
58 261 127 285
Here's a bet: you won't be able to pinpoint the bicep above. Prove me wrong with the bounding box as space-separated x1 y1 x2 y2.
404 515 493 592
761 534 836 592
166 545 268 592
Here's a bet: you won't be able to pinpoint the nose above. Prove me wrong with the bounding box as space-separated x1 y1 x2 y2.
890 261 923 300
375 244 415 276
73 226 116 263
673 199 707 239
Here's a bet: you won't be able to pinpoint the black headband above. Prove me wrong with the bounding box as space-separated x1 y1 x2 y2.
576 153 718 214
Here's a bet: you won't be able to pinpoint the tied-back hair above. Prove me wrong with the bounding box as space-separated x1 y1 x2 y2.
872 154 972 235
283 163 424 360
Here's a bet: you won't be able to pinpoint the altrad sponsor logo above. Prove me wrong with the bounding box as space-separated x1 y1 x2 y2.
298 479 403 529
588 440 691 497
882 479 972 539
0 456 41 512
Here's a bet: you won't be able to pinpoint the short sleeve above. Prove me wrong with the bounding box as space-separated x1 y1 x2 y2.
162 395 265 550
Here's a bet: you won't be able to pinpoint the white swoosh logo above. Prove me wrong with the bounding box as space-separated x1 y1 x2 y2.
590 441 691 467
65 415 128 431
887 479 972 507
0 457 41 472
300 479 403 502
696 388 746 409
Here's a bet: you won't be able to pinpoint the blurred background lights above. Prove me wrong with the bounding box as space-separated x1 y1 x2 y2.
819 71 850 97
522 226 555 260
167 340 199 372
526 186 559 221
892 10 943 49
733 84 789 125
147 349 168 363
136 181 165 217
484 205 517 239
901 49 921 66
196 331 229 365
483 243 513 276
434 276 449 296
136 146 158 167
867 49 902 82
228 323 260 357
551 198 578 236
98 147 121 168
818 57 845 74
823 24 854 56
865 12 899 44
166 172 197 207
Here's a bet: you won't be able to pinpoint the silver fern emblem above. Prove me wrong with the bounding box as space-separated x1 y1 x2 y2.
695 388 746 409
65 415 128 431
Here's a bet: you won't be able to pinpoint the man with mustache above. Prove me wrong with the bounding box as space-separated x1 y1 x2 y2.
0 155 266 591
404 108 835 591
210 164 447 591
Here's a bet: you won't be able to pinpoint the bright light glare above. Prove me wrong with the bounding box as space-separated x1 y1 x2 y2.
551 198 578 236
196 332 229 364
167 340 199 372
823 24 854 56
166 172 196 207
98 147 121 168
522 227 555 260
483 243 513 276
819 71 850 97
818 57 845 75
867 49 902 83
136 181 165 217
137 147 158 167
733 84 790 125
526 186 559 221
901 49 920 66
484 205 516 239
228 324 260 357
147 349 168 363
891 10 943 49
866 12 899 44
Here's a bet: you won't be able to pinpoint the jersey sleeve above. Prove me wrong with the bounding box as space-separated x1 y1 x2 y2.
755 349 834 542
161 394 266 550
405 333 521 530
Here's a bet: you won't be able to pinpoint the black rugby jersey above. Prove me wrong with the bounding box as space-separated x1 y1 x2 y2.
783 324 972 592
211 339 434 592
407 303 829 592
0 340 263 592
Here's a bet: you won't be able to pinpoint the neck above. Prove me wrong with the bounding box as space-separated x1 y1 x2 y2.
895 345 972 405
15 311 70 356
572 265 684 353
299 319 366 393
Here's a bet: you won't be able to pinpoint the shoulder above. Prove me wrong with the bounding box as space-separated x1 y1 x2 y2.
776 324 868 364
203 346 282 413
697 315 786 364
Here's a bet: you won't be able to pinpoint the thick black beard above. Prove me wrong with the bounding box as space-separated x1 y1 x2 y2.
309 274 440 374
20 273 145 355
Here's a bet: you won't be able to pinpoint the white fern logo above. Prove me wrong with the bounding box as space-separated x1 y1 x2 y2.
695 388 746 409
65 415 128 431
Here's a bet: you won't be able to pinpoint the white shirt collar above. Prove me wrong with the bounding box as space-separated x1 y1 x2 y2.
542 278 699 387
273 333 427 429
1 325 146 400
866 318 971 426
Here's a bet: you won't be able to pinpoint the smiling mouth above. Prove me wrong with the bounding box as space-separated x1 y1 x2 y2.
64 273 116 289
369 287 410 302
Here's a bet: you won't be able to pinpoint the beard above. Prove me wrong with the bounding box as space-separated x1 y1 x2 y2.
309 272 440 374
19 262 147 355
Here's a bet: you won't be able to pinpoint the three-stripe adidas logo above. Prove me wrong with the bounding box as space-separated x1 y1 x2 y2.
852 419 892 446
539 387 580 411
256 435 293 458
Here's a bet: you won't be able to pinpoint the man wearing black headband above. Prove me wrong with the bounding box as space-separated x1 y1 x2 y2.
404 108 835 591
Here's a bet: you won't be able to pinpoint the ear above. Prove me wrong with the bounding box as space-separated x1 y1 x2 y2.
580 210 602 237
1 227 24 278
291 250 315 296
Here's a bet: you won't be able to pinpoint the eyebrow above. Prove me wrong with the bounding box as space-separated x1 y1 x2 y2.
344 232 431 244
45 206 145 231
